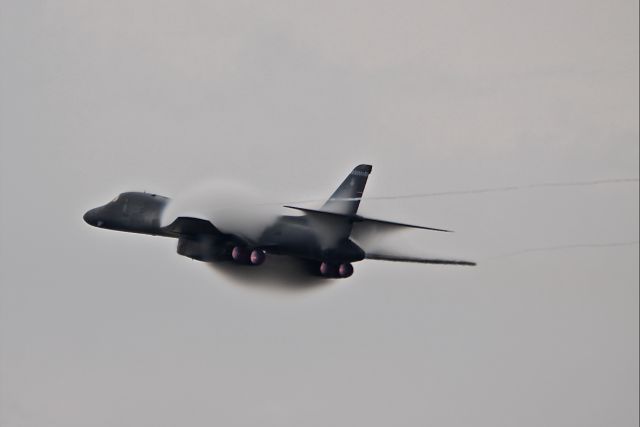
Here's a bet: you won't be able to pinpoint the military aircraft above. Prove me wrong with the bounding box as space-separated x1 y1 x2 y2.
83 164 475 278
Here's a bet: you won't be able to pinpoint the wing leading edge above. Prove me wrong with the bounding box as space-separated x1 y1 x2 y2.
283 206 452 233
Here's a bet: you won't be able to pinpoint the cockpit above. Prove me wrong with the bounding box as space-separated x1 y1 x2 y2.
83 191 169 234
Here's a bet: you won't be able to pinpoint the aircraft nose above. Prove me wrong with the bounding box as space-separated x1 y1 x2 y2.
83 209 95 225
83 208 102 227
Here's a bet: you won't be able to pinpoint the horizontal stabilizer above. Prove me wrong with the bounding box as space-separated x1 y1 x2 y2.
366 252 477 266
283 206 452 233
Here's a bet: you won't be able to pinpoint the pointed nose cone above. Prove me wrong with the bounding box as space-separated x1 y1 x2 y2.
83 208 101 226
83 209 94 225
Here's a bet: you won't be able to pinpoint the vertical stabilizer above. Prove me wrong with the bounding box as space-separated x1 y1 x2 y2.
321 164 372 215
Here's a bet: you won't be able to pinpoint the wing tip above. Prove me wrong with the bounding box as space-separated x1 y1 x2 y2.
404 224 453 233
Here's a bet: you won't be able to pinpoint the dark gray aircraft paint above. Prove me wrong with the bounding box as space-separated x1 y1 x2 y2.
84 165 476 278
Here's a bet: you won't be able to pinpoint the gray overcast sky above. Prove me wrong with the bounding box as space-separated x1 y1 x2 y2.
1 1 638 426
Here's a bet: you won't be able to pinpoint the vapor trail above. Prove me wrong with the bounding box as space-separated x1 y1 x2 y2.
488 240 639 260
337 177 640 203
279 177 638 206
201 177 639 210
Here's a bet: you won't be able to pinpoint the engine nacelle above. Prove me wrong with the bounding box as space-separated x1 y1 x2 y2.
177 236 226 262
231 246 266 266
319 262 354 278
249 249 266 265
338 263 354 278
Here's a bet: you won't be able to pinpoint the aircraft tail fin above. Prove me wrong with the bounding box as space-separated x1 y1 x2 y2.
321 164 372 215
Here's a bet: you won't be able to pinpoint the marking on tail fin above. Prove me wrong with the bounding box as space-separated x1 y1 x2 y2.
322 164 372 215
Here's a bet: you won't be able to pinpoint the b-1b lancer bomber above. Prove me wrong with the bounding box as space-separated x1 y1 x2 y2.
83 165 476 278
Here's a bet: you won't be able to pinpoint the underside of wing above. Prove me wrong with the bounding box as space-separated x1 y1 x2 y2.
354 216 451 232
365 252 477 266
283 206 451 232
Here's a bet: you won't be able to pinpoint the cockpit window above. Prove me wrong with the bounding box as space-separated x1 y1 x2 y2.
111 195 120 203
